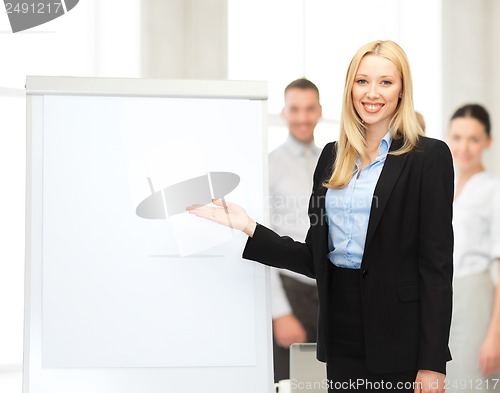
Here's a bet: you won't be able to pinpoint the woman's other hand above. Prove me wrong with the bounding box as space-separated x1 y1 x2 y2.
414 370 445 393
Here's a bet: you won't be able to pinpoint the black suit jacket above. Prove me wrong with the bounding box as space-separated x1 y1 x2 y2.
243 136 454 374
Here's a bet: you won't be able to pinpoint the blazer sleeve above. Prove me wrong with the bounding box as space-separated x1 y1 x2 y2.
242 223 316 278
242 142 336 279
417 139 454 374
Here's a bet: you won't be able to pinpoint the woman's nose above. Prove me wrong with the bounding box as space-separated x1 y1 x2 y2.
366 86 380 99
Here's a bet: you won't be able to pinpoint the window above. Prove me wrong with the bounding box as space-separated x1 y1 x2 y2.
228 0 442 151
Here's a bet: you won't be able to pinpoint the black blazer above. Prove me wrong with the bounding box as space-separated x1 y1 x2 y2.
243 136 454 375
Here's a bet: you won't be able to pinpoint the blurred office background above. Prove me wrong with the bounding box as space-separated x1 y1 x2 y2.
0 0 498 391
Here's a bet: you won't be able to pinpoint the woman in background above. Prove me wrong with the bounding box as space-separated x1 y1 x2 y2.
447 104 500 391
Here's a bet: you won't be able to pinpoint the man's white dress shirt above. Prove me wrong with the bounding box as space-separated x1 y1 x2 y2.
268 135 321 319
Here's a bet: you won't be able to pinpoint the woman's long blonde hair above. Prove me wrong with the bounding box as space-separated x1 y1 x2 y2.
325 40 424 189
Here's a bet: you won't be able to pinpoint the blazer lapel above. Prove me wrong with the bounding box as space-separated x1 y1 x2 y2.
311 150 334 270
315 143 335 229
363 138 407 255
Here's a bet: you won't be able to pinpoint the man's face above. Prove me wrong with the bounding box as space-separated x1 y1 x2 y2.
281 88 322 144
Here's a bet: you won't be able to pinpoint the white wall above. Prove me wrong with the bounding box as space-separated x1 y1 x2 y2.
141 0 227 79
442 0 500 175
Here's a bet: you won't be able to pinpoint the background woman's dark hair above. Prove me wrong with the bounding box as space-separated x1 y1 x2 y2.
451 104 491 136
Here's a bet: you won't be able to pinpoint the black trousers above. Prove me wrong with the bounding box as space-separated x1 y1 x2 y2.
273 274 319 382
326 265 416 393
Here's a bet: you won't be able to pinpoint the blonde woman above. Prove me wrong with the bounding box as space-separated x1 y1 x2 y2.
189 40 453 393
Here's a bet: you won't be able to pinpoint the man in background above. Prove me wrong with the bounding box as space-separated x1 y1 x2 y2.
269 78 322 382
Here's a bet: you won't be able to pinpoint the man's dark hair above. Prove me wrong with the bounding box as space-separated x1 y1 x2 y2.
284 78 320 99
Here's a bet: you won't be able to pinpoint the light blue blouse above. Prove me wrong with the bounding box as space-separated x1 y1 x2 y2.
325 131 392 269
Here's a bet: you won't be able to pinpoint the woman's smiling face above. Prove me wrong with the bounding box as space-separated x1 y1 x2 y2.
351 54 403 134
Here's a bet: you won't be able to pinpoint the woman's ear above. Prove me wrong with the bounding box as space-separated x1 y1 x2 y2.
486 135 494 149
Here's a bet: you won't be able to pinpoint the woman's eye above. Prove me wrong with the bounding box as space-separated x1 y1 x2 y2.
356 79 367 84
381 80 392 85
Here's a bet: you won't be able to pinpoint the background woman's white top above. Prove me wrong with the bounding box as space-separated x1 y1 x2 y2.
453 172 500 278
